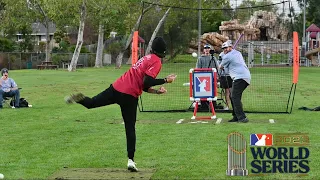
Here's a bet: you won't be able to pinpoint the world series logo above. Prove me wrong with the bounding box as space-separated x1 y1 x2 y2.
226 132 310 176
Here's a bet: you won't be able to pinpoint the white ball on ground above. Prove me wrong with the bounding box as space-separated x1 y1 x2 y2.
192 52 197 58
0 173 4 179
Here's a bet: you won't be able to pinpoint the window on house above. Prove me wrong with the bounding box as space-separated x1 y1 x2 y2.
17 35 23 41
41 35 47 41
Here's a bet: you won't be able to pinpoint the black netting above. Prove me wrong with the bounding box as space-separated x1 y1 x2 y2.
137 1 295 113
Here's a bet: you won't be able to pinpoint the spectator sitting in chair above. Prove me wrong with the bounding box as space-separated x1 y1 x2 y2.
0 68 20 108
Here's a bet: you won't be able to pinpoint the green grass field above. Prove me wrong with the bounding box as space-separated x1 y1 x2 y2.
0 65 319 179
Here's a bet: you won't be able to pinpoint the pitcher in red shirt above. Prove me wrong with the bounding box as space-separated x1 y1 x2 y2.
65 37 176 172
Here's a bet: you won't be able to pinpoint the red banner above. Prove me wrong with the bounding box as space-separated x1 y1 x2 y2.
292 31 300 84
131 31 139 66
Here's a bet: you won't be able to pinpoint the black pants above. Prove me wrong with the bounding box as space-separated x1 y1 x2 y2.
78 85 138 160
230 79 249 120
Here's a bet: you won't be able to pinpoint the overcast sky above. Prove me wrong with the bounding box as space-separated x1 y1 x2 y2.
229 0 302 14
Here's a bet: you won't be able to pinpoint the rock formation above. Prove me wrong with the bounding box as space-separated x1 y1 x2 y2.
188 32 229 53
188 10 289 53
220 10 289 41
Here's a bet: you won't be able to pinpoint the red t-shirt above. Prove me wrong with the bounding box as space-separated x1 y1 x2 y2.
113 54 162 98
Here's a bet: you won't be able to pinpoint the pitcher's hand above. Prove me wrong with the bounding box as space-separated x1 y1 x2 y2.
157 86 167 94
165 74 177 83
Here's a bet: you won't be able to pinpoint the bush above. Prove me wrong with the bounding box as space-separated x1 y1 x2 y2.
51 47 61 53
53 30 64 44
51 54 70 65
59 40 69 52
0 38 15 52
105 42 122 55
39 42 46 52
68 45 89 53
51 40 70 53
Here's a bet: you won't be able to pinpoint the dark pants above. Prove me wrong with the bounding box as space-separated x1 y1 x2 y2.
230 79 249 120
78 85 138 160
0 89 20 108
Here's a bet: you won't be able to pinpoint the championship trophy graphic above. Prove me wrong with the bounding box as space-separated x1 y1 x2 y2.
226 132 248 176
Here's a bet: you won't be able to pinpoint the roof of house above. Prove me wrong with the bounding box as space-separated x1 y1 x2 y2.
29 22 56 35
306 24 320 32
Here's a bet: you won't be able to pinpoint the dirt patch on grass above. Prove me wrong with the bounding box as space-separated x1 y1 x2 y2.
48 168 156 180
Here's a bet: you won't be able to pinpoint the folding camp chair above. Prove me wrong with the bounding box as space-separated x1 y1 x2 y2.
1 88 22 108
2 96 16 108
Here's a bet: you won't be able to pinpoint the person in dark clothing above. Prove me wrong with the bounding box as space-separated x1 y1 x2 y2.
218 52 233 110
65 37 177 172
298 106 320 111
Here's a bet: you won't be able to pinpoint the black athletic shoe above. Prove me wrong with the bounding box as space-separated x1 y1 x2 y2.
228 118 238 122
238 118 249 123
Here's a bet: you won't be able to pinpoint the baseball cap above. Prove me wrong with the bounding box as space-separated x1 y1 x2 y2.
221 40 233 49
204 44 211 49
152 37 167 56
1 68 8 75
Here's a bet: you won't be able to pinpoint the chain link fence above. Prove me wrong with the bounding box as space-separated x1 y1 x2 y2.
0 52 102 70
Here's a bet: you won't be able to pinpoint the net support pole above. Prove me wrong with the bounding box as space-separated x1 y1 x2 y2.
197 0 201 58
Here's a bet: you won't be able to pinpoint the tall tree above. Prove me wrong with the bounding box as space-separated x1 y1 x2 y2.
297 0 320 27
68 0 86 72
138 0 231 59
138 0 197 59
1 0 82 56
236 0 279 23
115 2 153 68
1 0 37 41
162 0 198 58
145 8 171 55
87 0 128 68
236 0 256 23
26 0 51 61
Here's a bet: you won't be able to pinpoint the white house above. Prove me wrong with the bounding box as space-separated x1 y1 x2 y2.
16 22 56 52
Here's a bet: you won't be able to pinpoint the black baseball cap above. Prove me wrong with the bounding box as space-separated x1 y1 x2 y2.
152 37 167 58
1 68 8 75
